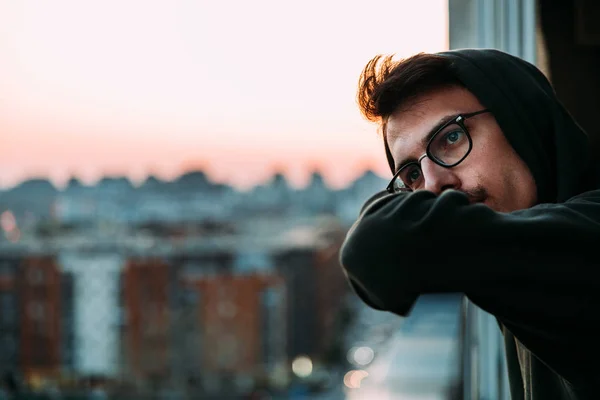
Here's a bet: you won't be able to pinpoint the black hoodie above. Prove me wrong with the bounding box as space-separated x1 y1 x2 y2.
339 49 600 399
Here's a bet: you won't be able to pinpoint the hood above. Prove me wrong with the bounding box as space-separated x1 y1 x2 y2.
384 49 597 203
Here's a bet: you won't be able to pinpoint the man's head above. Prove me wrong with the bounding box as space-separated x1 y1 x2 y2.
357 53 537 212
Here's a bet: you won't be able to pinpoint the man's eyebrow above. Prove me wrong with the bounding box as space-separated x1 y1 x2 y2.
393 113 459 173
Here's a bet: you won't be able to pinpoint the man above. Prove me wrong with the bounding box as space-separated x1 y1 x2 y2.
339 48 600 400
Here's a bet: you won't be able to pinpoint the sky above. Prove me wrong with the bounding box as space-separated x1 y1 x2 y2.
0 0 448 190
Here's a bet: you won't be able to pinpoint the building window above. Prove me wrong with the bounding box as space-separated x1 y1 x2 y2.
28 302 45 321
0 262 13 277
261 286 284 369
28 268 45 285
177 287 202 372
0 293 15 326
0 334 16 362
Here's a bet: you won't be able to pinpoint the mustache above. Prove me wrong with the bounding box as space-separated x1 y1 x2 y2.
463 187 488 203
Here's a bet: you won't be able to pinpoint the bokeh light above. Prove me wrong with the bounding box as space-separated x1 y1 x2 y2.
291 355 313 378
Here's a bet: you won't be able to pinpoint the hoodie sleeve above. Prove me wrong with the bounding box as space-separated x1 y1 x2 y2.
339 188 600 377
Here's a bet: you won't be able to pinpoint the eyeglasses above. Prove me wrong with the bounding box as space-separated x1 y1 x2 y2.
386 109 491 193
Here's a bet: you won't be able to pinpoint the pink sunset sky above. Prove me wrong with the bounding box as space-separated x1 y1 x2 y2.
0 0 448 190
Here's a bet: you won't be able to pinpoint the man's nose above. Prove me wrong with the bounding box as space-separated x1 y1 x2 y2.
421 157 461 194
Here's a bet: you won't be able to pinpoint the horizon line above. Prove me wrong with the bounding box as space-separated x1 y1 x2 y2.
1 166 388 192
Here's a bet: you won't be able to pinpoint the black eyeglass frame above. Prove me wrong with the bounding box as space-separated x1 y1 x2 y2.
386 109 491 193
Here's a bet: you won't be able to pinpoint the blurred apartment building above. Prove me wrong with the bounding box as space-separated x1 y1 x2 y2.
0 236 349 392
119 258 286 388
0 256 75 382
0 169 379 392
116 235 348 392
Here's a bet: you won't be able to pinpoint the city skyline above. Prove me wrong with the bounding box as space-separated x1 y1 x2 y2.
0 163 384 192
0 0 448 190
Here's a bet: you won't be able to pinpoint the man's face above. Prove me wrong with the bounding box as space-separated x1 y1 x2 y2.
386 85 537 212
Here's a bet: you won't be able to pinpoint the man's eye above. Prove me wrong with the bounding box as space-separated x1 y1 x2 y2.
445 130 463 144
401 166 422 185
408 168 421 182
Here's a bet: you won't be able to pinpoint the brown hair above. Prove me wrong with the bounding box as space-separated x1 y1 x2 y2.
357 52 461 135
